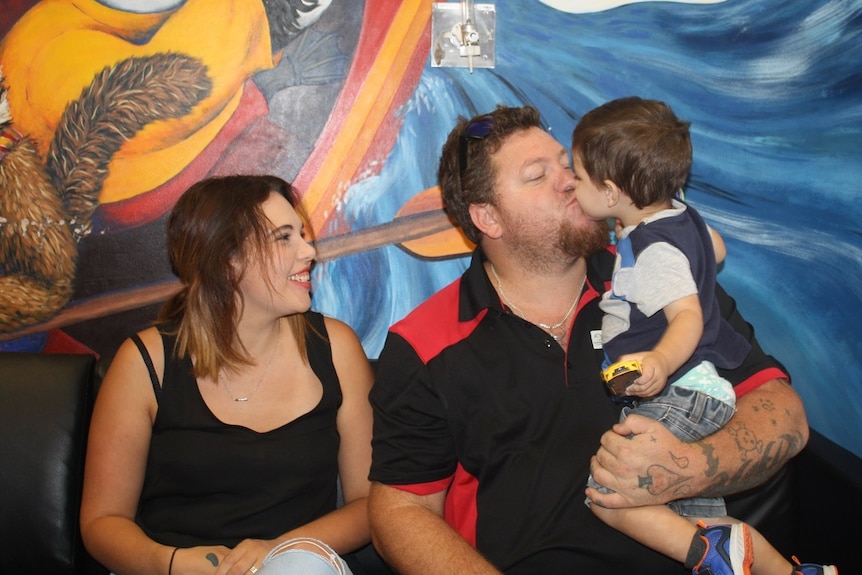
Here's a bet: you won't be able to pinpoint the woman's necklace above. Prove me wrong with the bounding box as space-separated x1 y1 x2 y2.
490 263 586 342
222 320 282 402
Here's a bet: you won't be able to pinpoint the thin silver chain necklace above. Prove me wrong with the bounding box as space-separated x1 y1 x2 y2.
221 320 282 402
490 263 586 342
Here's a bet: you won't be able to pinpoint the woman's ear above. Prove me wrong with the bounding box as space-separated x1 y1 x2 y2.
469 203 502 239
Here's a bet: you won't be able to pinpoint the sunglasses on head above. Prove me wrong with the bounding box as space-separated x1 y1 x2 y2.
457 115 494 186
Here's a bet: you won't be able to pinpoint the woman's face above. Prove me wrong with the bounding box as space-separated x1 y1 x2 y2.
236 193 316 318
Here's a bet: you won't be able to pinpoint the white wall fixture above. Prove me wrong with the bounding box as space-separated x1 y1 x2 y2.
431 1 496 73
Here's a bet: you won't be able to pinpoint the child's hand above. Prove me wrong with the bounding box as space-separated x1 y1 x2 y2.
620 352 669 398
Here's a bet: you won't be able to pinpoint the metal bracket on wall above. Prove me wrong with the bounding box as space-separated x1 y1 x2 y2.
431 1 496 73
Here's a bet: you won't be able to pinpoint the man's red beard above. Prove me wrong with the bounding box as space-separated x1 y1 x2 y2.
557 218 610 260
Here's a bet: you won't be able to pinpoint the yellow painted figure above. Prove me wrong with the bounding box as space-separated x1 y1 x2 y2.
0 0 273 204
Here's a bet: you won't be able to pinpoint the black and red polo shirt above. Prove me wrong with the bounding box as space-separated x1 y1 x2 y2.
369 247 788 574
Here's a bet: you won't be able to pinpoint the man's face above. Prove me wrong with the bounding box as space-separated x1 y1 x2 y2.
489 127 607 269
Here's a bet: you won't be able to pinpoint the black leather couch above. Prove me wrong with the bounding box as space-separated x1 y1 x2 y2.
0 352 106 575
0 351 856 573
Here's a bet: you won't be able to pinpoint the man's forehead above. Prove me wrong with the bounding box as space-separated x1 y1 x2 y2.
494 128 568 164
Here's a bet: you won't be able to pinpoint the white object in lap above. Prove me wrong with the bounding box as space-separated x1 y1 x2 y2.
259 538 352 575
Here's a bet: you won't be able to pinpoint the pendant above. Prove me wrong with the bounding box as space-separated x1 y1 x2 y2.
548 326 566 341
234 397 249 402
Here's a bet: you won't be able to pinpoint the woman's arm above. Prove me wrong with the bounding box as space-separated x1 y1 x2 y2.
81 328 228 575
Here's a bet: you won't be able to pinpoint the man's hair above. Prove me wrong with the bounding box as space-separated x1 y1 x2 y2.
438 105 543 243
159 174 310 380
571 97 692 209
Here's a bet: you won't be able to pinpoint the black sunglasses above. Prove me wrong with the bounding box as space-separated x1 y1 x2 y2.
457 115 494 188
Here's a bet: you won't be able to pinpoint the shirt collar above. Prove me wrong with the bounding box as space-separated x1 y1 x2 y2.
458 249 502 323
458 247 614 323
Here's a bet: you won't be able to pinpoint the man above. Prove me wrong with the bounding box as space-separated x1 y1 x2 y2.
367 104 807 574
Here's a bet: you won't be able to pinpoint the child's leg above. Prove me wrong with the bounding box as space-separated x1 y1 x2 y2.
697 517 838 575
715 518 790 575
591 503 796 575
590 503 699 564
687 518 753 575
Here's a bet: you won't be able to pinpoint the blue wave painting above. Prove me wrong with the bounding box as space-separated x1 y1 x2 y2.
311 0 862 457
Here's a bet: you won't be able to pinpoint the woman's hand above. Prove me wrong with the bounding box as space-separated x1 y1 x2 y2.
171 541 273 575
213 539 274 575
170 546 228 575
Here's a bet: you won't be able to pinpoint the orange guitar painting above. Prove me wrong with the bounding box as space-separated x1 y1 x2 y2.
0 0 464 354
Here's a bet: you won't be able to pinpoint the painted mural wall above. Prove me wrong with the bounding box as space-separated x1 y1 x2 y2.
1 0 860 458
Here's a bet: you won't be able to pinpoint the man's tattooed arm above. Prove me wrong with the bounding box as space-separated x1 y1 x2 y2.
587 379 808 509
693 378 808 498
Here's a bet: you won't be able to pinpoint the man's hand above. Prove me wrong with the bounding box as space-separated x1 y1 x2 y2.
586 414 697 508
587 379 809 509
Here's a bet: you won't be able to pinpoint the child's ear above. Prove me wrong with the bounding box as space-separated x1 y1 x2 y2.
603 180 622 207
469 203 502 239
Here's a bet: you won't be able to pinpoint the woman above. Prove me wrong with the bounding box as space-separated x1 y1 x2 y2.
80 175 374 575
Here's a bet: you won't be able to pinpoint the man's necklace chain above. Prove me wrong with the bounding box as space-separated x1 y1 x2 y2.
489 263 586 342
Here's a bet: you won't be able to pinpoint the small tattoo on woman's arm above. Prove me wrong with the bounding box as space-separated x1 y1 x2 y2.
206 553 219 567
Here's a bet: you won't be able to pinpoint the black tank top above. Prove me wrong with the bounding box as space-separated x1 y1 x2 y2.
136 312 341 547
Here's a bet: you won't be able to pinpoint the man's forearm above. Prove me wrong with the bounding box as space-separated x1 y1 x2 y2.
368 482 502 575
694 377 808 498
587 378 809 509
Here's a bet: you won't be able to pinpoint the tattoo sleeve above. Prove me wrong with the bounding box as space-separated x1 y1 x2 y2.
696 379 807 498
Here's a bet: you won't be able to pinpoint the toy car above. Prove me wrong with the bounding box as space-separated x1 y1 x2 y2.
601 360 642 396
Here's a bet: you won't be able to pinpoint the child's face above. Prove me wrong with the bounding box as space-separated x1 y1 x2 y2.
572 154 612 221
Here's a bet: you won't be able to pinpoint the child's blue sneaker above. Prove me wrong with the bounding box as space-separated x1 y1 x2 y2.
691 521 752 575
791 557 839 575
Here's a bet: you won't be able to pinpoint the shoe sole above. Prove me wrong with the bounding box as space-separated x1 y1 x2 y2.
729 523 753 575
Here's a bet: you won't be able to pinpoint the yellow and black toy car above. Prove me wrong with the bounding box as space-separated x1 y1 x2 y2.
601 360 642 397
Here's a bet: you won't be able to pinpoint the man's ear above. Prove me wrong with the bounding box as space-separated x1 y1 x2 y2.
603 180 623 208
469 203 502 239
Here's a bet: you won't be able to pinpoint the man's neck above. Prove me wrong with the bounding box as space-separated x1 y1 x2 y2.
484 254 588 317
